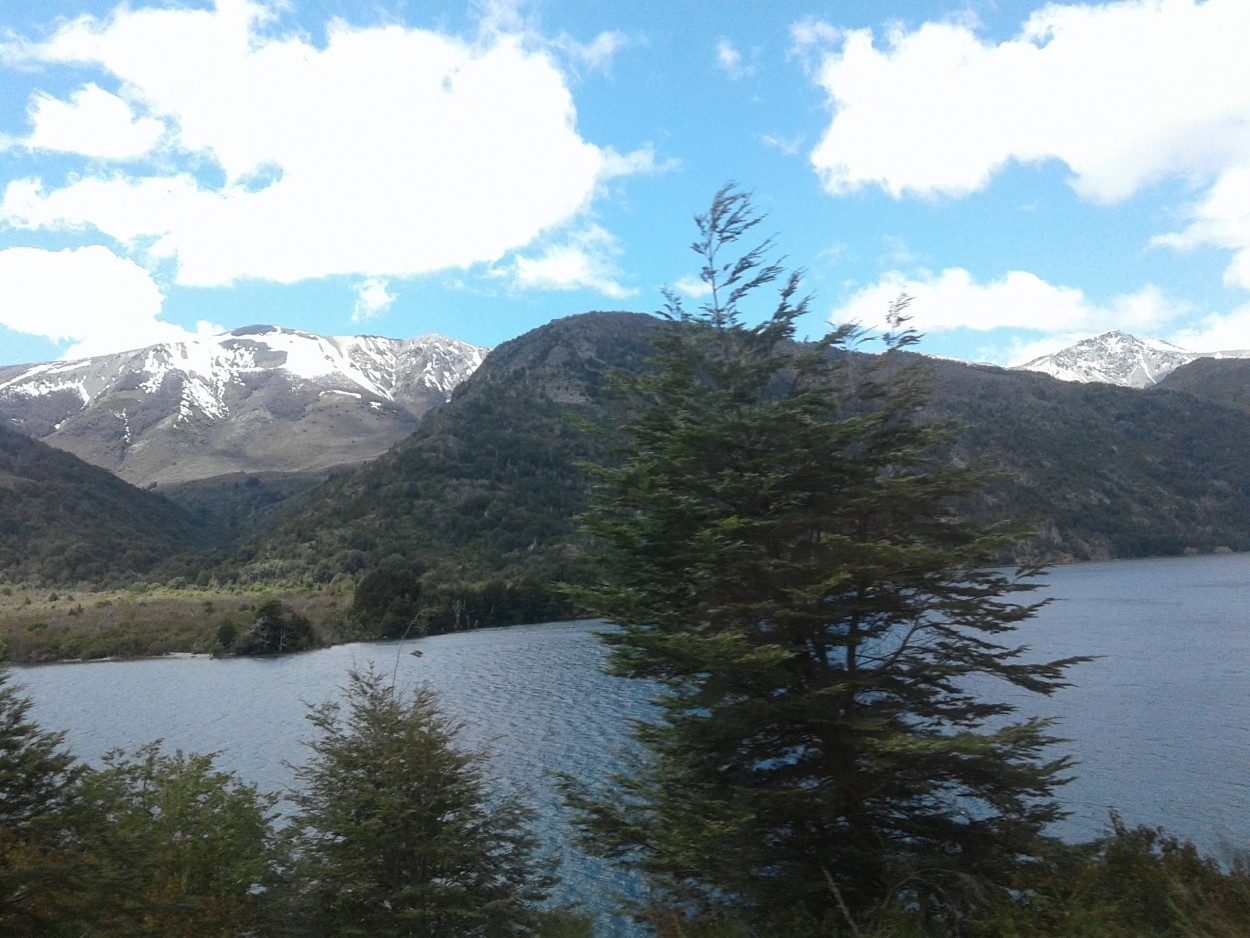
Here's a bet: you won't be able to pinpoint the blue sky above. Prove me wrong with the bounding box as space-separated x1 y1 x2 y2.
2 0 1248 367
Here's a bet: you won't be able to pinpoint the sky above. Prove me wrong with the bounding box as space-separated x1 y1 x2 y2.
1 0 1248 368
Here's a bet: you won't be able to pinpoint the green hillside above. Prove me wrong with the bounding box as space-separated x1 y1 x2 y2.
0 426 222 585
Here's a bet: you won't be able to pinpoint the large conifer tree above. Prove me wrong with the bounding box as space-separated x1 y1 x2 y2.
566 186 1085 931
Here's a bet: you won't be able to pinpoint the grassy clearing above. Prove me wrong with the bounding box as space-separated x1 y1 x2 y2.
0 584 353 664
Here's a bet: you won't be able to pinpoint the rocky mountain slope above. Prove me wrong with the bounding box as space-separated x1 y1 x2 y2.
0 326 486 487
1013 330 1250 387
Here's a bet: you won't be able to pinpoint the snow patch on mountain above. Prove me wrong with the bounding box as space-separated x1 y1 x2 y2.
0 326 487 425
1013 331 1250 388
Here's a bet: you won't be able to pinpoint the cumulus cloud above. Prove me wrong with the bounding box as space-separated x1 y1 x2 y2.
830 267 1192 363
16 83 166 160
806 0 1250 202
1153 164 1250 289
0 0 652 289
510 224 636 299
0 245 211 358
352 277 397 322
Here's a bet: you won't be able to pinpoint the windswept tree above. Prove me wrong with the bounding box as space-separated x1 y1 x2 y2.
564 185 1086 932
280 667 571 937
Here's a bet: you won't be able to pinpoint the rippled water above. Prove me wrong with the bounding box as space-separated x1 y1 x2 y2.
13 552 1250 924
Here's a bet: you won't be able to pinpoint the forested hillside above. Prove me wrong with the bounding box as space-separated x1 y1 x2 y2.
925 359 1250 559
222 310 1250 634
226 312 658 631
0 426 221 584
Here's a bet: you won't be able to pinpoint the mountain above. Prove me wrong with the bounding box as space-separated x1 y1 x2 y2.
924 359 1250 559
1014 331 1198 387
1013 330 1250 388
229 311 658 630
1155 356 1250 415
0 424 218 584
0 326 487 487
227 312 1250 634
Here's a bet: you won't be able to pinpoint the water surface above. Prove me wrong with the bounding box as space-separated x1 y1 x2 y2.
14 553 1250 916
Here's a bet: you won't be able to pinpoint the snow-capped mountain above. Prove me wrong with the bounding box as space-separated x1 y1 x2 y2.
0 326 487 486
1012 331 1250 388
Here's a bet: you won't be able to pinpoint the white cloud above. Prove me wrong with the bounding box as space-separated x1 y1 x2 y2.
715 38 753 80
555 30 628 74
600 144 675 180
510 224 636 299
352 277 396 322
0 1 653 289
0 245 206 358
1153 163 1250 289
806 0 1250 201
1164 302 1250 353
789 17 841 70
18 83 166 160
830 267 1190 361
759 133 804 157
673 275 712 299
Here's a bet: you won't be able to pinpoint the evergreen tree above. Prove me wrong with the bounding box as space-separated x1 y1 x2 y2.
280 667 567 937
565 186 1086 931
0 669 80 935
68 743 275 937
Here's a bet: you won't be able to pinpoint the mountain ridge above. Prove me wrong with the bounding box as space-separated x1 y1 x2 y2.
0 326 487 487
0 423 219 584
1013 330 1250 387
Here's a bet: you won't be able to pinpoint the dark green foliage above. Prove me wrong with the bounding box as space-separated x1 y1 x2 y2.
967 817 1250 937
214 617 239 652
157 470 331 544
0 426 222 585
65 743 275 937
230 599 316 655
351 565 425 637
0 669 81 935
564 186 1087 930
278 667 562 937
922 361 1250 561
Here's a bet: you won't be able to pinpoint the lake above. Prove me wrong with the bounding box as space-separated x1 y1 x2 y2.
12 551 1250 919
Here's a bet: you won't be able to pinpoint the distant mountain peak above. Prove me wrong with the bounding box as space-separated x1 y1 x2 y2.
1014 331 1207 388
0 327 488 486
